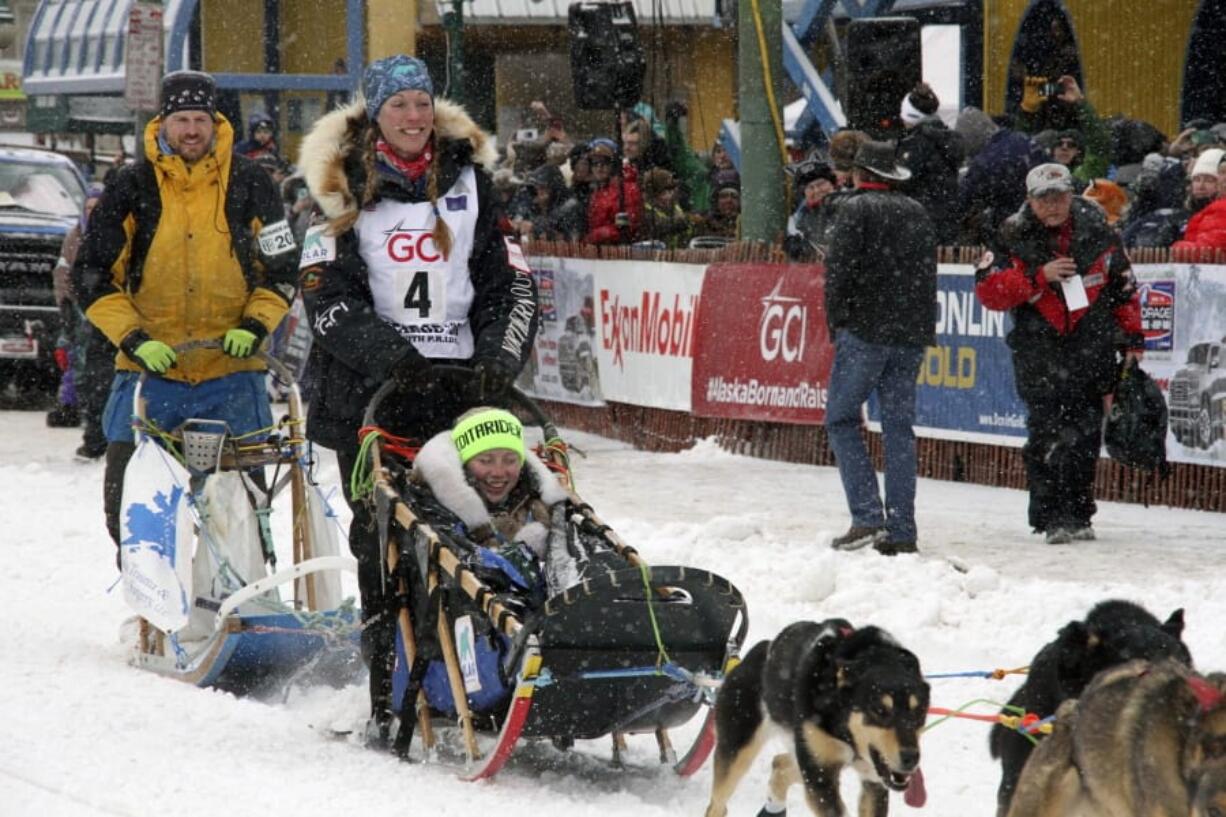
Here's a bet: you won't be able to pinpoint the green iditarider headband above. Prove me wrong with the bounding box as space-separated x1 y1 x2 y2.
451 409 525 464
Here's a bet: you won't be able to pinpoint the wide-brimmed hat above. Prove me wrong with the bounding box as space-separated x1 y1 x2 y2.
853 140 911 181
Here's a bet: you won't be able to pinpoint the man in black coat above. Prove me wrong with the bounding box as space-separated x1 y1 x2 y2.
975 163 1143 544
824 141 938 555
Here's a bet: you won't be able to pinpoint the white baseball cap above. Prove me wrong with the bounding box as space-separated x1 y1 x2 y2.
1026 163 1074 197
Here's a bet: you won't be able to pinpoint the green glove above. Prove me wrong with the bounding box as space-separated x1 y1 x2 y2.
222 328 259 358
133 340 177 374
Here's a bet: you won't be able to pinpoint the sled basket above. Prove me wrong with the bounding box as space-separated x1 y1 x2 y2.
179 419 230 474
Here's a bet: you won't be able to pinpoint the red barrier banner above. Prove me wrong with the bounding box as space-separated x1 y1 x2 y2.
691 262 834 424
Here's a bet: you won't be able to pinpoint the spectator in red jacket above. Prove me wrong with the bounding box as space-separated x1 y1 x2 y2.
1173 149 1226 252
975 163 1142 544
583 138 642 244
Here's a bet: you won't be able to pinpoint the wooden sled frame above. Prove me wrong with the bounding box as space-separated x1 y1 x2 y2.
128 340 359 691
363 375 746 780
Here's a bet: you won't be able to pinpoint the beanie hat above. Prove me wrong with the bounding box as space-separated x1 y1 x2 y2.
901 83 939 126
954 106 1000 159
362 54 434 121
452 408 525 465
160 71 217 118
1190 148 1225 179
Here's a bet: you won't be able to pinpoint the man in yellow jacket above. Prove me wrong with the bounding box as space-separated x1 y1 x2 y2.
73 71 298 555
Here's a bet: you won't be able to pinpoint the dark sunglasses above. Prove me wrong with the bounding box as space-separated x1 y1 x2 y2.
590 157 613 166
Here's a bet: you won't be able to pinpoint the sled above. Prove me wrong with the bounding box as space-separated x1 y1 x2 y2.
122 341 361 697
359 368 748 779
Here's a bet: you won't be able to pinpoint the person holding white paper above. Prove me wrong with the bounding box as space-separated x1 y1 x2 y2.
973 163 1143 545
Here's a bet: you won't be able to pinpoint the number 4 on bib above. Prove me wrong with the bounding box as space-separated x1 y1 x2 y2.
404 270 433 317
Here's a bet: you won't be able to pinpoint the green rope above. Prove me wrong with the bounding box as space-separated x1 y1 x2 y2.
637 561 672 669
349 430 383 501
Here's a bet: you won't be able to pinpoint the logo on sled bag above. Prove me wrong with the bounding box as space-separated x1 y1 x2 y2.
456 615 482 693
120 440 195 633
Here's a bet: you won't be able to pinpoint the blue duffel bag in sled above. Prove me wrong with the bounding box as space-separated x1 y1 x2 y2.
355 369 748 779
120 341 361 696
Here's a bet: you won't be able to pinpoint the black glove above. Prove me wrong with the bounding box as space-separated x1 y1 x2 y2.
390 353 437 395
665 101 688 123
468 358 517 404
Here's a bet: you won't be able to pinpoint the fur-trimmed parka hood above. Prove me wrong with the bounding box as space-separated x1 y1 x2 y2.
298 97 498 232
411 430 569 534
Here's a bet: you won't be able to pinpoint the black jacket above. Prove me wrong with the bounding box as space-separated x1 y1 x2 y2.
298 100 539 450
987 198 1136 404
897 119 964 244
825 186 938 348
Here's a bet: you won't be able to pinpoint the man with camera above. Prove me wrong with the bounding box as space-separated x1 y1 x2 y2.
1017 74 1109 182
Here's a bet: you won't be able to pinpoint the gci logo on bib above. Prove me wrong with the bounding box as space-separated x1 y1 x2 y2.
759 278 807 362
383 223 441 263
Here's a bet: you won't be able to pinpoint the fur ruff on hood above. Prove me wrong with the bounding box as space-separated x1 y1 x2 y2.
298 97 497 233
412 430 569 535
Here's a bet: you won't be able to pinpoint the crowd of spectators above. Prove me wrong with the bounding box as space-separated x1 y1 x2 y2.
498 100 742 248
784 76 1226 260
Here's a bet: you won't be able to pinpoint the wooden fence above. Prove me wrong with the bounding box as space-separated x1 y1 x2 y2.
523 241 1226 514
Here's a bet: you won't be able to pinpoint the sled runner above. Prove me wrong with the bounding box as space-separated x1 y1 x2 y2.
122 341 360 696
358 369 748 779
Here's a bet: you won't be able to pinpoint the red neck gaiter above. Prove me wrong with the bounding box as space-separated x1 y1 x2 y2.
376 137 434 181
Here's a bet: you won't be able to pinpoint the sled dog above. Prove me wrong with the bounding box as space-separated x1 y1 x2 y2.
990 599 1190 816
705 619 929 817
1005 659 1226 817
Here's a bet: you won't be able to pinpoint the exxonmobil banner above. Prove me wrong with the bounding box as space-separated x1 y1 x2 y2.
589 259 706 411
691 262 833 424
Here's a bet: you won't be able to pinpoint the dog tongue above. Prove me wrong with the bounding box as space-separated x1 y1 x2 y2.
903 767 927 808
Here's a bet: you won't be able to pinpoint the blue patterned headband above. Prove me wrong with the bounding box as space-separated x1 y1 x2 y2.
363 55 434 120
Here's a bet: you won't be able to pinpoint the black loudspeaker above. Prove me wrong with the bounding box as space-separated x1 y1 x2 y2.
845 17 921 137
568 2 646 110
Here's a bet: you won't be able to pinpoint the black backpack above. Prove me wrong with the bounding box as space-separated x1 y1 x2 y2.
1104 359 1170 477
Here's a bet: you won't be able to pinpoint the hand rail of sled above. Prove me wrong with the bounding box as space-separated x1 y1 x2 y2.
133 340 305 446
360 365 560 442
214 555 358 624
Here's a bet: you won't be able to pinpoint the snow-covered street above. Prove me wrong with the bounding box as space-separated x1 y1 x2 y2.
2 409 1224 816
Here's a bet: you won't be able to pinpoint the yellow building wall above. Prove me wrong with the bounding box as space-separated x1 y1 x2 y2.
984 0 1199 137
677 28 736 152
201 2 264 74
280 0 349 74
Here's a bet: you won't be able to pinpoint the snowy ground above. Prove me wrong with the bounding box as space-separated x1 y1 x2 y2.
2 408 1224 817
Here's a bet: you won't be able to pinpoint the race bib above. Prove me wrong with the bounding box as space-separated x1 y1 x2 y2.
396 267 449 322
258 219 297 256
299 224 336 268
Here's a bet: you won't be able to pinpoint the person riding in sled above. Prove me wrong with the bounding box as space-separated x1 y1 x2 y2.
410 407 619 608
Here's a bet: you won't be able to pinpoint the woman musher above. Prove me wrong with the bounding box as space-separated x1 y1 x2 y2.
298 55 537 742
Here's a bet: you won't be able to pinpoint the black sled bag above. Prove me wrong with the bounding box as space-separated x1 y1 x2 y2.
1104 358 1170 476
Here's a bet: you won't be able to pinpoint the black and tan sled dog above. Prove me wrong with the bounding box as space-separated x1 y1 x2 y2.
990 599 1191 816
1004 659 1226 817
705 619 929 817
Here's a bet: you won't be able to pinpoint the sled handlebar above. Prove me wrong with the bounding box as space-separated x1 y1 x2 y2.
360 363 560 442
134 339 297 386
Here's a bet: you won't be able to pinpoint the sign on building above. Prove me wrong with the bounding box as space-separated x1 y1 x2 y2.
125 3 164 113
